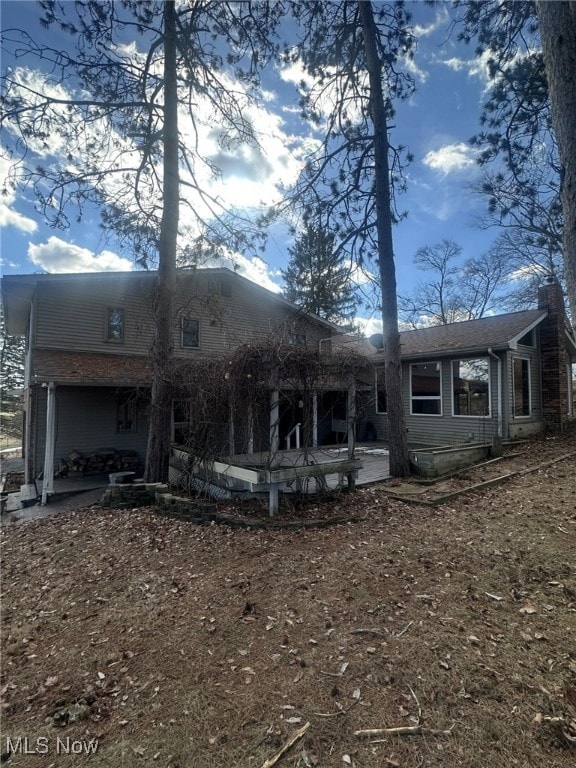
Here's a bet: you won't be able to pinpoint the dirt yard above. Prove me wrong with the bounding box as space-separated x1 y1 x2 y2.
1 430 575 768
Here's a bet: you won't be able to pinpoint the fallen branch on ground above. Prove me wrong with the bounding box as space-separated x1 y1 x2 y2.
259 721 310 768
355 724 455 738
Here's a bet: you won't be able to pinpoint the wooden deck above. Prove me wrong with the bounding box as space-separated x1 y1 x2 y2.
217 443 391 490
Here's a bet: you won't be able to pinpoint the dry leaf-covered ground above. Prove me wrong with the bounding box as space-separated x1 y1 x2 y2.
1 430 576 768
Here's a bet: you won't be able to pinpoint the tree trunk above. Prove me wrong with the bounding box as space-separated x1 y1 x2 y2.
144 0 179 482
358 0 410 477
536 0 576 320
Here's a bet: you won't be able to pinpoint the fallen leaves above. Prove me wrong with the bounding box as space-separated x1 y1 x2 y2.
2 432 576 768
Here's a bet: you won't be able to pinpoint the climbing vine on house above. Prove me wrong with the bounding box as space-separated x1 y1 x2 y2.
168 341 369 466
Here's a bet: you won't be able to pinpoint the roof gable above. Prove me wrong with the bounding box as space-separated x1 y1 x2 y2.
399 310 548 359
1 267 342 336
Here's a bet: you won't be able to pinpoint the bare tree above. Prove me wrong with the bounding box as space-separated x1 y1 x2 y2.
1 0 281 480
399 239 511 328
0 308 25 442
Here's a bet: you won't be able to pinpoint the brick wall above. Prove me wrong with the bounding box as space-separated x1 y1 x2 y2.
537 279 570 428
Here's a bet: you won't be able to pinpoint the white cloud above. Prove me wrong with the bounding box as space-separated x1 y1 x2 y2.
413 6 451 39
437 51 496 94
355 316 382 338
280 54 366 127
0 157 38 234
422 142 477 175
441 57 470 73
209 252 282 294
28 236 132 273
440 48 537 95
0 203 37 234
4 62 308 253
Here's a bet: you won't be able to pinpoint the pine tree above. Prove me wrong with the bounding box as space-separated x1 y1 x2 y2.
282 225 358 327
0 309 25 441
1 0 281 480
282 1 414 476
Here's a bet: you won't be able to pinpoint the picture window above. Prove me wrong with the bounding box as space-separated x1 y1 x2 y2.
106 307 124 343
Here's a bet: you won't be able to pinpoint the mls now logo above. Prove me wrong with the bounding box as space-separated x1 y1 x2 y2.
5 736 99 755
5 737 50 755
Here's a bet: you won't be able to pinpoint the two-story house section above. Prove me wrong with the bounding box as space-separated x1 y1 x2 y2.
1 267 348 489
3 269 575 499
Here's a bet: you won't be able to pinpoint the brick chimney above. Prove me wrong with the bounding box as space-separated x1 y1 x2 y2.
537 277 569 429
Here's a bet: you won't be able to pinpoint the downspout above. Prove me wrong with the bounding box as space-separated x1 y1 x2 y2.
41 382 56 505
346 375 356 490
15 296 35 485
487 348 503 445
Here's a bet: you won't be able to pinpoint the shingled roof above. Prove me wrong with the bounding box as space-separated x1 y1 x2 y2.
334 308 549 361
399 309 547 359
32 350 152 386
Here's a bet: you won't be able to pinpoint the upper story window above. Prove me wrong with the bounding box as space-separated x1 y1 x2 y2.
518 330 535 346
106 307 125 343
288 333 307 346
452 358 490 417
411 361 442 415
375 367 387 413
513 357 531 416
182 317 199 348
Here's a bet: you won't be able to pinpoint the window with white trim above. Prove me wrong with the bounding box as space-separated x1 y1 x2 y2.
375 367 387 413
181 318 199 348
452 358 490 417
411 362 442 415
106 307 124 343
512 357 531 417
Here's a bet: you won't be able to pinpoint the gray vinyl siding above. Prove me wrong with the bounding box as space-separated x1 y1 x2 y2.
34 276 156 356
404 357 500 446
32 272 329 358
32 386 149 476
172 276 326 356
368 356 503 447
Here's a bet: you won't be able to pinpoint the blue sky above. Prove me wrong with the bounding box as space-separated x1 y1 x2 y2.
0 1 501 334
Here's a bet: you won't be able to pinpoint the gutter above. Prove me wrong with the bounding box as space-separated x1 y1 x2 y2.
487 348 503 438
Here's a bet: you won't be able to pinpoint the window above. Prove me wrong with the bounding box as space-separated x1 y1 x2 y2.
518 330 535 346
513 358 531 416
182 318 199 348
375 367 387 413
106 307 124 342
452 358 490 417
411 362 442 415
288 333 306 346
117 394 137 433
173 400 192 443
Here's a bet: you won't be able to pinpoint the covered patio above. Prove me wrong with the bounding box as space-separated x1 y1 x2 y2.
2 445 391 517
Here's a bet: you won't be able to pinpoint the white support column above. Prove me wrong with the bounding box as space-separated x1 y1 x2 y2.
41 382 56 505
